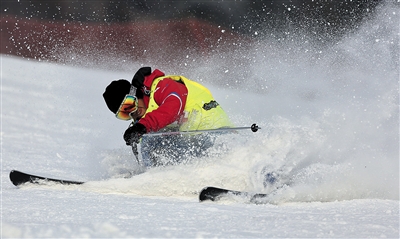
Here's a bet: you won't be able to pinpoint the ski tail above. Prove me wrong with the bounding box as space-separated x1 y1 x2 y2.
199 186 269 203
9 170 85 186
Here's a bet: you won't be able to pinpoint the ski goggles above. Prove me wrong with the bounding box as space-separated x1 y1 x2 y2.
115 86 138 121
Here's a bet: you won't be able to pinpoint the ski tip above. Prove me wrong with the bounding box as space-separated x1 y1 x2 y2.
199 186 270 204
199 186 229 202
9 170 85 186
9 170 26 186
199 186 215 202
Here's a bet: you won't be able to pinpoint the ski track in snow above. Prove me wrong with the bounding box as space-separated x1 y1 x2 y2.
2 3 399 237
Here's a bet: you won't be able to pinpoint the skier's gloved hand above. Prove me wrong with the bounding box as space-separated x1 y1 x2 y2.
123 122 147 146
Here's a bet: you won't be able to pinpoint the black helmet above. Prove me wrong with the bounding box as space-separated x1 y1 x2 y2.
103 79 131 114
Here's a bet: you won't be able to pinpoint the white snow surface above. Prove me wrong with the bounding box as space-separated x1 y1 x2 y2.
1 3 399 238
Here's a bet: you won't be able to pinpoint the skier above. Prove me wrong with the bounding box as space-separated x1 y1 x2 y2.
103 67 233 167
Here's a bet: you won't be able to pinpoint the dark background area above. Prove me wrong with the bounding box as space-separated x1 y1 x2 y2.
2 0 381 38
1 0 390 71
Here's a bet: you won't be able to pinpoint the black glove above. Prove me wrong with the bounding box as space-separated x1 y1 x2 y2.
123 122 147 146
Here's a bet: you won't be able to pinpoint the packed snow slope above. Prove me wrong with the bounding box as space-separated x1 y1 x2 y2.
2 2 399 238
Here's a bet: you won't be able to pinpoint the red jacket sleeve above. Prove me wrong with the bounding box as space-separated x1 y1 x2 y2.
138 78 188 132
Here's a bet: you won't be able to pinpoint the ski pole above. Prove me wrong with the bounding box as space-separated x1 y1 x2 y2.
131 142 140 164
143 123 260 137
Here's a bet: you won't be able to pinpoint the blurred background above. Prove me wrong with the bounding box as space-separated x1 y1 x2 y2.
1 0 382 71
2 0 380 34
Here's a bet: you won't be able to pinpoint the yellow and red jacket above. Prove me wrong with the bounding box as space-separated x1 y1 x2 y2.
138 69 233 132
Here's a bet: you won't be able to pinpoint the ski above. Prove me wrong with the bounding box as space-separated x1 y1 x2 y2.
9 170 85 186
199 186 269 203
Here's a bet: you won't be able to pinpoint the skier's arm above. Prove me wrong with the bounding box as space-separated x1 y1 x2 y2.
138 78 188 132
